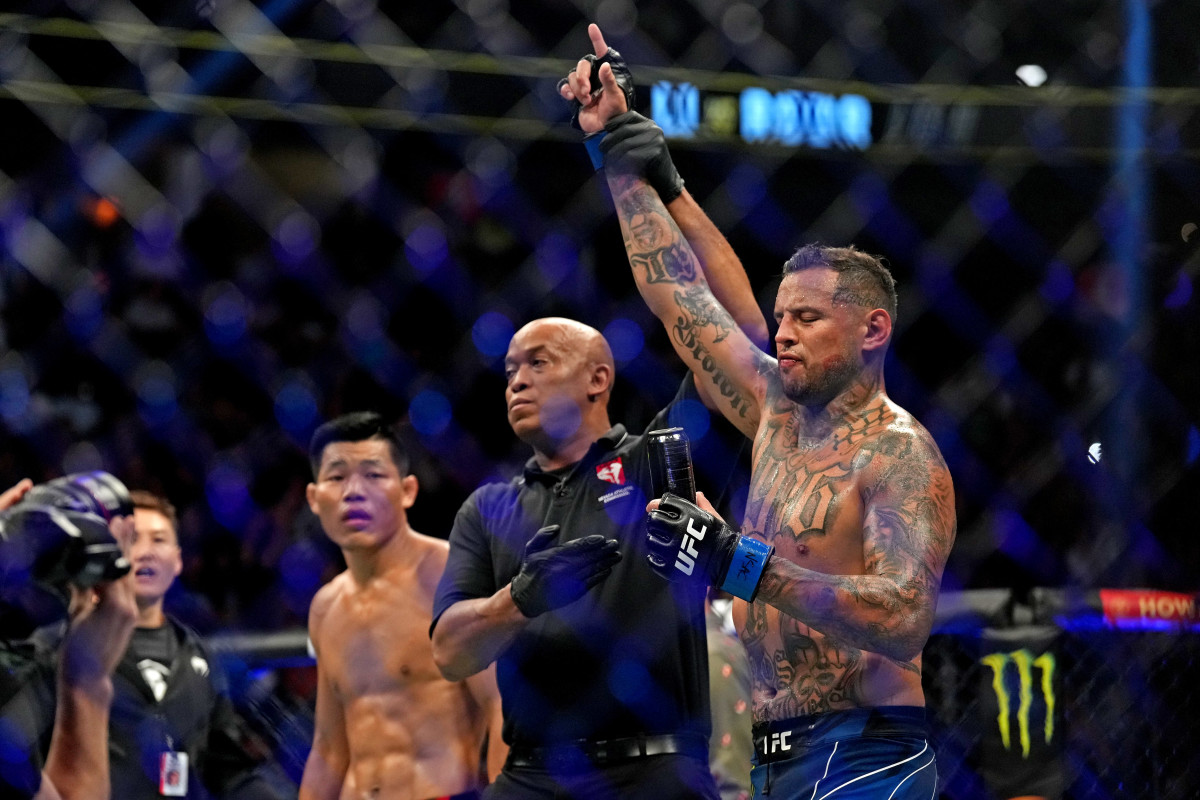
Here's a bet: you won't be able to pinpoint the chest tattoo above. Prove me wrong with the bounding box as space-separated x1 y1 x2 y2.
741 402 907 716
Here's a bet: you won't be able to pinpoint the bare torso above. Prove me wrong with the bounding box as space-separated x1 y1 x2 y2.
312 536 489 799
734 392 930 722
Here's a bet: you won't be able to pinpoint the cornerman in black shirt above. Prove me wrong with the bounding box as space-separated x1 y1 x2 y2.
32 490 291 800
429 84 769 795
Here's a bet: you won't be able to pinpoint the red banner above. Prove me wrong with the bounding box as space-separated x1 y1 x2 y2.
1099 589 1200 628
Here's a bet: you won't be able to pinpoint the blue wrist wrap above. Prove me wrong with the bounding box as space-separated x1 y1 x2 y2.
720 536 773 601
583 131 607 170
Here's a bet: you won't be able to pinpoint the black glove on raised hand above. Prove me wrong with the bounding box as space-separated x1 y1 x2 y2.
645 494 774 602
510 525 622 618
600 110 685 204
559 47 637 130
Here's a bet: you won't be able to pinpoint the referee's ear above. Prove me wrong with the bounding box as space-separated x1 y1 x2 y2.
586 360 613 403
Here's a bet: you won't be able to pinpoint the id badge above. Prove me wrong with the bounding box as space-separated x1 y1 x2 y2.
159 751 188 796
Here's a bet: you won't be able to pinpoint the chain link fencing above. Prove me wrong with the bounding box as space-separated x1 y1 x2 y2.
926 626 1199 799
211 589 1200 798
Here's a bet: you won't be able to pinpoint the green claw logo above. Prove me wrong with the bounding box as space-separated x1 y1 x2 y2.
980 649 1056 757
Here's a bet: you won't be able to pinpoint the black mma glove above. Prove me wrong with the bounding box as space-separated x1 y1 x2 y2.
645 493 774 602
600 110 685 204
558 47 637 130
510 525 622 618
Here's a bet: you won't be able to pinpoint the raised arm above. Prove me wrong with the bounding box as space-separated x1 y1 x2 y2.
606 168 771 439
660 189 770 414
753 428 957 661
666 190 769 351
561 24 769 415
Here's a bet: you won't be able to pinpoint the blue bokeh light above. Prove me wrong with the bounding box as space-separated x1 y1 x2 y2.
0 365 31 429
536 232 578 285
203 283 248 347
134 362 179 427
274 377 319 437
406 223 449 277
540 395 582 441
1163 273 1192 309
726 163 768 211
409 389 453 437
471 311 515 359
1040 260 1075 306
668 397 712 441
603 318 644 365
205 458 255 532
272 211 318 265
970 180 1010 225
135 205 179 259
65 284 103 340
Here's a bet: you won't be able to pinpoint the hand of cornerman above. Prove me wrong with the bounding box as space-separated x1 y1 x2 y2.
510 524 622 617
557 23 634 133
59 514 137 691
645 492 774 602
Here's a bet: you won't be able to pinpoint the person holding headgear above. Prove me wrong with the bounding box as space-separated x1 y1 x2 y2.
0 474 138 800
26 488 290 800
428 33 770 800
566 22 957 799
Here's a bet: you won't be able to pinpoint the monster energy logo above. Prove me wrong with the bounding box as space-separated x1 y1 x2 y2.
980 649 1056 757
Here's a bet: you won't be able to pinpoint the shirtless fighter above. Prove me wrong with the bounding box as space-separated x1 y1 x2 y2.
563 26 957 797
300 412 505 800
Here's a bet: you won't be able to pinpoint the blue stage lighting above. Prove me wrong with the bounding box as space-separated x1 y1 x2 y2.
409 389 452 437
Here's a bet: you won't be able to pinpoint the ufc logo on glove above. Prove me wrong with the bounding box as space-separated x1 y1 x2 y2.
646 494 773 602
674 518 708 576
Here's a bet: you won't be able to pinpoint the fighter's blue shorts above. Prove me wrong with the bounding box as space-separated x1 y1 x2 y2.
750 706 936 799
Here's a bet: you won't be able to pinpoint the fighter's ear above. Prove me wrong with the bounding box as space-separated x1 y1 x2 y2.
399 473 419 509
862 308 892 352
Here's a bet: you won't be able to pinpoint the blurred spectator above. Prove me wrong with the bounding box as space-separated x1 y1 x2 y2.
37 490 293 800
706 590 752 800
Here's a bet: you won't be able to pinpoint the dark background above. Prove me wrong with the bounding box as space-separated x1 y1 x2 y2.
2 0 1197 634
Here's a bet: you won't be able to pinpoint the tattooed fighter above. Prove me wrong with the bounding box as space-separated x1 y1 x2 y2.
562 24 956 798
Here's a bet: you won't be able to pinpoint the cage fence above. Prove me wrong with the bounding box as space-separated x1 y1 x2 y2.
211 587 1200 799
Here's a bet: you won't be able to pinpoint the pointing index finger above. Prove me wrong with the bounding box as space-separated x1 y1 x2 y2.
588 22 608 57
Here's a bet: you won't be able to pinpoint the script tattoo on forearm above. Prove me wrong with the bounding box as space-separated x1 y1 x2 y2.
743 599 768 646
667 289 753 419
613 179 763 422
